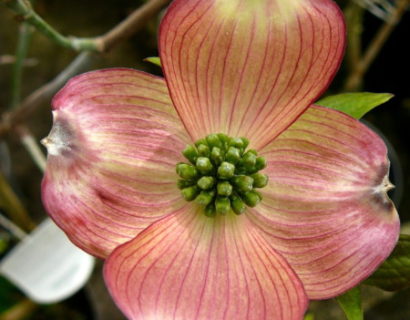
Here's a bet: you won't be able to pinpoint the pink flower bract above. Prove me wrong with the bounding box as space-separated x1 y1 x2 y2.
41 0 400 319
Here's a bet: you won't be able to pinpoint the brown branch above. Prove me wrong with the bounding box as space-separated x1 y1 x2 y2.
0 299 38 320
96 0 170 52
0 52 94 138
2 0 170 52
0 170 36 232
16 126 46 172
0 0 170 138
344 0 410 91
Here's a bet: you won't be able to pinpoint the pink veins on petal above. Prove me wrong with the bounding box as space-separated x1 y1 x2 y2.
41 0 400 319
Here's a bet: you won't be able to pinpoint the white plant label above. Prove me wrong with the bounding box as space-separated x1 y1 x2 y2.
0 218 94 303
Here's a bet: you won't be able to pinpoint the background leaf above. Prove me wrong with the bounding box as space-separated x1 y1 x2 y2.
316 92 393 119
143 56 161 67
365 234 410 291
335 286 363 320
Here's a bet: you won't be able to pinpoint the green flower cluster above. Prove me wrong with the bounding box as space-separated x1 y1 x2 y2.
176 134 269 217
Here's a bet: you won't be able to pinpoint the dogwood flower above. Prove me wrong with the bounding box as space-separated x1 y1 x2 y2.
41 0 400 319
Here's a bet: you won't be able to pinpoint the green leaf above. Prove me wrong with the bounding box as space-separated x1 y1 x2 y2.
304 313 315 320
365 234 410 291
335 286 363 320
143 56 161 67
316 92 393 119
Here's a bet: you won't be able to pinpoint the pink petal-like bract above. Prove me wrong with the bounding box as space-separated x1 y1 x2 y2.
104 205 308 320
249 105 400 299
40 0 401 317
41 69 190 258
159 0 345 148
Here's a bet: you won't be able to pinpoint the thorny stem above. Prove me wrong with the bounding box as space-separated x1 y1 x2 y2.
344 0 410 91
1 0 171 52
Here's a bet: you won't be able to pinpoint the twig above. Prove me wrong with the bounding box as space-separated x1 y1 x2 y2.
1 0 98 51
10 23 33 109
0 0 170 138
0 299 38 320
0 212 27 240
0 51 94 138
96 0 170 52
344 0 410 91
0 171 36 232
16 126 46 172
1 0 170 52
0 55 37 66
344 2 365 77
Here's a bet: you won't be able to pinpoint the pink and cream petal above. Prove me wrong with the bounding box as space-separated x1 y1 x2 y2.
249 105 400 299
104 205 308 320
41 68 191 258
159 0 345 148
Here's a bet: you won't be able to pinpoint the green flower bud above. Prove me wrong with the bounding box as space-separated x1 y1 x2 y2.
206 134 223 149
255 156 267 170
242 191 262 207
211 147 224 165
196 190 215 206
217 133 229 145
252 173 269 188
182 145 198 164
195 139 207 147
197 144 210 157
232 175 254 193
231 195 246 215
225 147 241 164
215 197 231 215
176 163 198 180
242 151 257 169
229 137 244 148
204 203 216 217
197 176 215 190
181 186 199 201
217 162 235 179
217 181 233 196
177 179 194 189
240 137 249 149
196 157 213 174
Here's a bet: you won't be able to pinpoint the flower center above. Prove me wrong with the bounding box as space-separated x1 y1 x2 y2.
176 134 268 217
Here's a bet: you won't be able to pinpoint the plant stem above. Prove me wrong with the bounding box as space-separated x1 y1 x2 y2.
96 0 170 52
10 23 33 109
1 0 170 52
16 126 46 172
344 0 410 91
0 0 171 138
0 51 95 138
0 171 36 231
344 1 364 81
0 212 27 240
1 0 99 51
0 299 38 320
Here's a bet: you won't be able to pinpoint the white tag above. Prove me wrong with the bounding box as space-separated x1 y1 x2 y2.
0 218 95 304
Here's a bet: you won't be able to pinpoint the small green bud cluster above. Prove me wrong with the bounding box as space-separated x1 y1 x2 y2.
176 133 268 217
